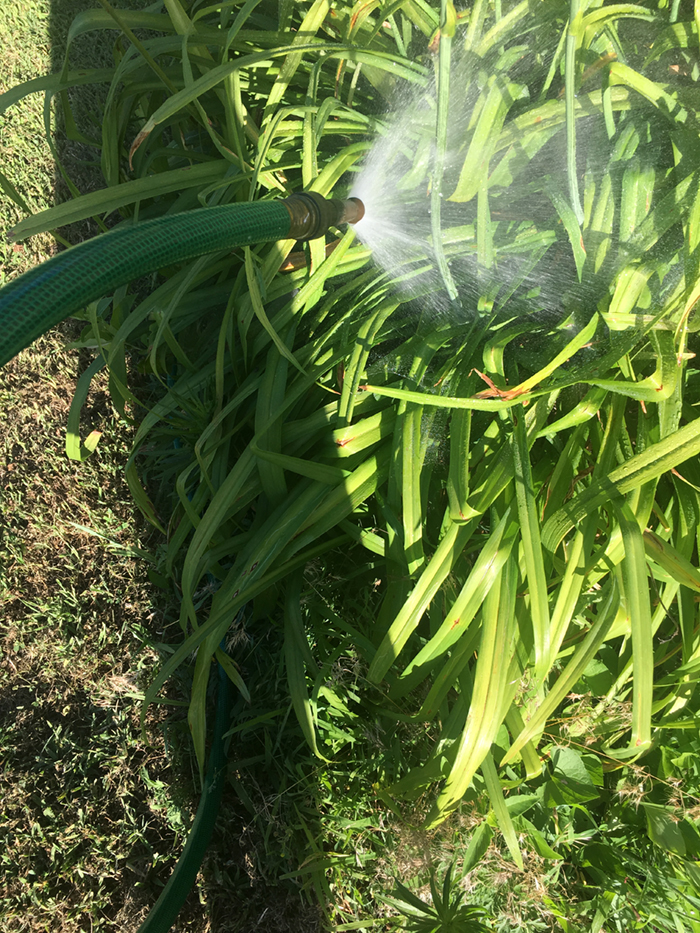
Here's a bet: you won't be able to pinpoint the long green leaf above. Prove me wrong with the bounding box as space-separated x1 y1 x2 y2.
426 552 518 827
511 404 550 680
11 162 231 240
368 519 474 683
543 418 700 552
285 573 328 760
502 582 619 765
609 498 653 756
400 506 520 679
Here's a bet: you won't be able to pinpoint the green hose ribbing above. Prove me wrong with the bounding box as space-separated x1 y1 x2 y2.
0 200 292 367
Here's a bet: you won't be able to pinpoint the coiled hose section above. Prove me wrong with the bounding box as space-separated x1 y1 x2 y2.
0 193 364 368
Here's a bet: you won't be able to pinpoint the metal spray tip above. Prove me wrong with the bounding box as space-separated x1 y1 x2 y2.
283 192 365 241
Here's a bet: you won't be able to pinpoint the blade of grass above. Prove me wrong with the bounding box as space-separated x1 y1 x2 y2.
480 752 523 869
285 573 328 760
566 0 585 224
65 353 106 461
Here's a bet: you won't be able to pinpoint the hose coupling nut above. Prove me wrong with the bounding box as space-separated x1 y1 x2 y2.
282 192 365 241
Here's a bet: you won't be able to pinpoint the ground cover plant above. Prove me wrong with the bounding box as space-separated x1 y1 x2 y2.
5 0 700 930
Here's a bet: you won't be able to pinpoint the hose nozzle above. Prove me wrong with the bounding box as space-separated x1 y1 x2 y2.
282 192 365 241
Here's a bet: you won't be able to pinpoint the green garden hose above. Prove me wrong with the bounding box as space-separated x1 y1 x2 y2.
136 657 230 933
0 190 363 929
0 192 364 368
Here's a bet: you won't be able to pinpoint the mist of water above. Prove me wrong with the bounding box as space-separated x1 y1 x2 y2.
349 83 458 317
347 46 629 328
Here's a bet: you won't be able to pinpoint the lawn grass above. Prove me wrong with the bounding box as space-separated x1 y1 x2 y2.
0 0 56 285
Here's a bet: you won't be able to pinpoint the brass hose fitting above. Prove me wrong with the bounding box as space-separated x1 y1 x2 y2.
282 192 365 241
